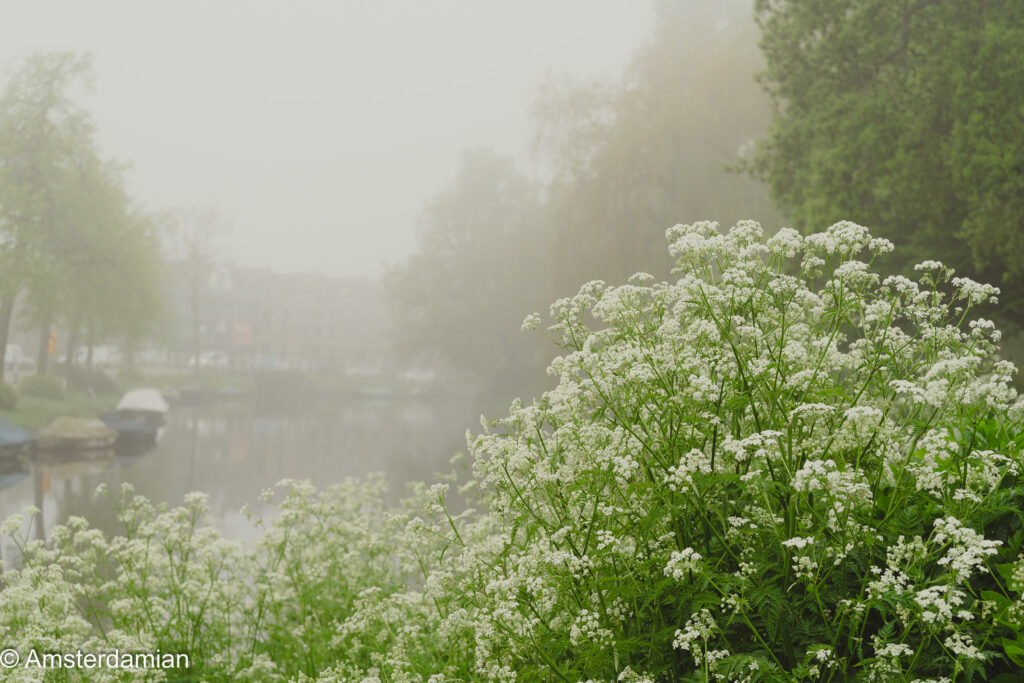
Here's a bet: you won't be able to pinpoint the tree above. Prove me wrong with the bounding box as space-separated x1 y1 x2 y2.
386 149 551 389
534 0 780 292
749 0 1024 315
0 52 94 380
56 159 163 376
0 52 162 378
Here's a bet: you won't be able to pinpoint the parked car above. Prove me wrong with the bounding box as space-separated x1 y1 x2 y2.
187 350 229 370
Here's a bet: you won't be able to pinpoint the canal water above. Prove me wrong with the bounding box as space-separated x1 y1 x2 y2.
0 394 499 561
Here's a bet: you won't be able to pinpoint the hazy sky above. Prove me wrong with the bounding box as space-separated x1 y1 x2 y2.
0 1 655 278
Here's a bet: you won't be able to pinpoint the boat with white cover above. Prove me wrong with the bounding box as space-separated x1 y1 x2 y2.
115 388 169 425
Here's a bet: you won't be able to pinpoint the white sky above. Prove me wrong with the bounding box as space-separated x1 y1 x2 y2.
0 1 655 278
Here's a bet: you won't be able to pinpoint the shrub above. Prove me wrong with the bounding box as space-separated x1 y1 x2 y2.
66 366 120 396
17 373 64 399
0 477 431 683
439 220 1024 681
0 382 16 410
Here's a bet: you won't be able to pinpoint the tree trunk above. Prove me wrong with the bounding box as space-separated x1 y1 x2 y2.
191 281 202 377
85 320 95 369
64 314 81 381
0 291 16 384
36 305 53 375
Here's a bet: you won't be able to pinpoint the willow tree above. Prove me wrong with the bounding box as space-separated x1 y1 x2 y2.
534 0 780 293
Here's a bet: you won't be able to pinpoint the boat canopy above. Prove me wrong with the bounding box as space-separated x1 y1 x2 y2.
116 388 169 414
39 417 115 441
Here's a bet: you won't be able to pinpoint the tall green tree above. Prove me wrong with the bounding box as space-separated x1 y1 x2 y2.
750 0 1024 314
390 1 780 391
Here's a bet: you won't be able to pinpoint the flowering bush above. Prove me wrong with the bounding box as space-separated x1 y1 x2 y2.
447 221 1024 681
2 220 1024 682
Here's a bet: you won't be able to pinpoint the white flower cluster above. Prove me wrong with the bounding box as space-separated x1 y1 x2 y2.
569 609 613 648
664 547 703 581
932 516 1001 580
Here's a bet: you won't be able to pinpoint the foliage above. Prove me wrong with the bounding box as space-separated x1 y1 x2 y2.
426 220 1024 680
17 374 64 400
749 0 1024 318
385 149 552 388
0 52 93 302
0 51 163 378
0 382 17 410
0 477 454 683
534 0 781 292
3 221 1024 681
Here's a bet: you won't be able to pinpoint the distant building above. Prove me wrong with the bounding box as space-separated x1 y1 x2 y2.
164 263 391 372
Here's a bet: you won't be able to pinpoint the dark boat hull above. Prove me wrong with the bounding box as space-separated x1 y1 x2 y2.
101 411 160 447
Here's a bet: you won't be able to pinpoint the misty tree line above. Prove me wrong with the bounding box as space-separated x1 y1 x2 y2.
1 0 1019 395
0 53 162 384
388 0 1024 393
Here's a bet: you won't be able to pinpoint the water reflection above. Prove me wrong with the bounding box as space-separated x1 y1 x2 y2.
0 395 479 558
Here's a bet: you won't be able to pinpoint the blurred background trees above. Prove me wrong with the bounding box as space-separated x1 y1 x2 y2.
385 149 552 394
0 52 162 382
535 0 780 291
3 2 1022 398
389 0 1024 396
389 0 781 395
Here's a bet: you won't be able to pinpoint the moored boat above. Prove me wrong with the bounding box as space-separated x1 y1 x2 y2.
115 388 169 425
100 410 159 447
37 417 117 452
0 416 33 458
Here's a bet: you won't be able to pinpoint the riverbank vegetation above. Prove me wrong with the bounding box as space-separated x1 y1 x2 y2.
3 222 1023 680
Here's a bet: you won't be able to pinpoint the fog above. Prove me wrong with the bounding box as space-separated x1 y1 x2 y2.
1 2 1022 677
0 1 654 277
0 0 788 550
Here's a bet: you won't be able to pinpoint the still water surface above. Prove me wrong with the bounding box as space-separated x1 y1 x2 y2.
0 394 492 561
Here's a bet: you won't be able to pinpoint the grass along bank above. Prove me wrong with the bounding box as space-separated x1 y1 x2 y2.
0 388 116 432
0 369 254 434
